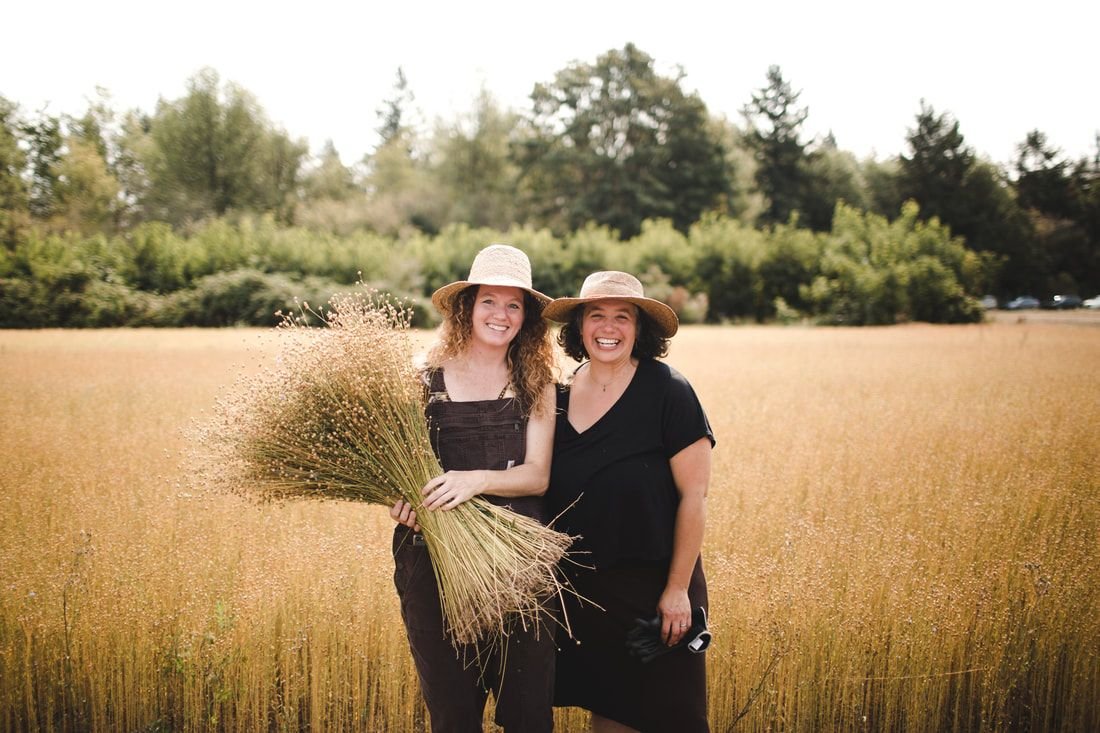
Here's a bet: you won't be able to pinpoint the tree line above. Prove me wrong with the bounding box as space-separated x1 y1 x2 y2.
2 44 1098 327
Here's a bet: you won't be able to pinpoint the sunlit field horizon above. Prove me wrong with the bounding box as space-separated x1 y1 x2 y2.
2 322 1097 732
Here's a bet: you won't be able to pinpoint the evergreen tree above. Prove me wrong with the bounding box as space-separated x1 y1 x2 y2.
899 101 1033 295
358 68 446 234
376 67 415 153
898 101 974 228
801 135 868 230
742 65 813 228
1015 130 1100 295
1015 130 1074 218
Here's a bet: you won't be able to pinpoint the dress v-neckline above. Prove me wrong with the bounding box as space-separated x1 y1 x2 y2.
565 361 641 435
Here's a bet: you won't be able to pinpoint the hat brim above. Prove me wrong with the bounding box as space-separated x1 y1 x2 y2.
431 278 552 314
542 295 679 338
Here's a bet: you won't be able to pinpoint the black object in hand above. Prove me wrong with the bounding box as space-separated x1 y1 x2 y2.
626 606 712 663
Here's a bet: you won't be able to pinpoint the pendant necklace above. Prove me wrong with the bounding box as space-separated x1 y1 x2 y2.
590 363 630 392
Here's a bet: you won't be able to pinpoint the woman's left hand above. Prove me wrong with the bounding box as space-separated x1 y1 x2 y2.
658 586 692 646
389 499 420 531
420 470 486 511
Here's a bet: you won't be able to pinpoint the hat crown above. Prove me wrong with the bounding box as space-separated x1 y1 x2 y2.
578 271 645 299
541 269 679 337
466 244 534 288
430 244 550 314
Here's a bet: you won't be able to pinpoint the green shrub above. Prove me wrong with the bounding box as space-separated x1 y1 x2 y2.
152 270 333 327
0 271 153 328
802 203 982 325
1 205 989 328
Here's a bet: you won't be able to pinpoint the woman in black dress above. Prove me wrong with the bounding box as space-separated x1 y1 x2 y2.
544 271 714 733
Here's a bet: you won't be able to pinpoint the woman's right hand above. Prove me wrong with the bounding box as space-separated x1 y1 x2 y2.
390 500 420 531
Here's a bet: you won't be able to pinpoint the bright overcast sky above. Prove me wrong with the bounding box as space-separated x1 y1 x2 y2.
4 0 1098 168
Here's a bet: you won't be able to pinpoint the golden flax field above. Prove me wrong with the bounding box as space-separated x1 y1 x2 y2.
1 322 1098 732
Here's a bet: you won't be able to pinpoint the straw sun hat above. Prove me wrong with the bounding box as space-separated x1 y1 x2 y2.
431 244 551 314
542 271 679 338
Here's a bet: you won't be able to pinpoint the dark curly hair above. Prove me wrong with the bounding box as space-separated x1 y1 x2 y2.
556 303 670 362
427 285 555 417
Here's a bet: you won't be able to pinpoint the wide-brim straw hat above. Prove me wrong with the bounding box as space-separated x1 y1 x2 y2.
431 244 551 314
542 270 679 337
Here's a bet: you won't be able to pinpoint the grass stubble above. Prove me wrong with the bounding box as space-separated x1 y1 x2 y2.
0 321 1097 732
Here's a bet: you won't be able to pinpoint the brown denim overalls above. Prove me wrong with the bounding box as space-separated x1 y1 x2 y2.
392 368 555 733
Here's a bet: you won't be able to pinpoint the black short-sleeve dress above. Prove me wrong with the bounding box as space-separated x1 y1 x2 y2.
548 358 715 732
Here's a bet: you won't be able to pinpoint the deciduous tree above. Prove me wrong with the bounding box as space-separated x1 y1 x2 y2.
303 140 356 202
516 43 730 238
141 68 307 225
19 110 62 220
801 134 868 230
0 97 29 248
51 135 121 234
432 88 520 230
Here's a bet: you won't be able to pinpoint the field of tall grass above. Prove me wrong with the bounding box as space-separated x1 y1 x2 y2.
1 322 1097 732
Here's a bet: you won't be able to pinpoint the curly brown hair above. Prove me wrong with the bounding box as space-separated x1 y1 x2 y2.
556 303 670 362
426 286 556 417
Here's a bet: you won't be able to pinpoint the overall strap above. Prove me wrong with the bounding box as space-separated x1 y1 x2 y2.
423 367 449 403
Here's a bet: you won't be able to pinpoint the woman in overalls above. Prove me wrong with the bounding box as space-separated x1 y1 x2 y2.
389 244 558 732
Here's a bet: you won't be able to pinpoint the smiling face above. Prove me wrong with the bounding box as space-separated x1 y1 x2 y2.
580 299 638 363
469 284 526 348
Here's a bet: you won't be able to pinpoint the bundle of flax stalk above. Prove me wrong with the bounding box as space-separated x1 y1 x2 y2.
204 292 571 645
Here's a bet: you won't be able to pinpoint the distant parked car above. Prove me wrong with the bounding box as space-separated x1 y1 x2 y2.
1005 295 1040 310
979 295 998 309
1083 294 1100 309
1044 294 1082 309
